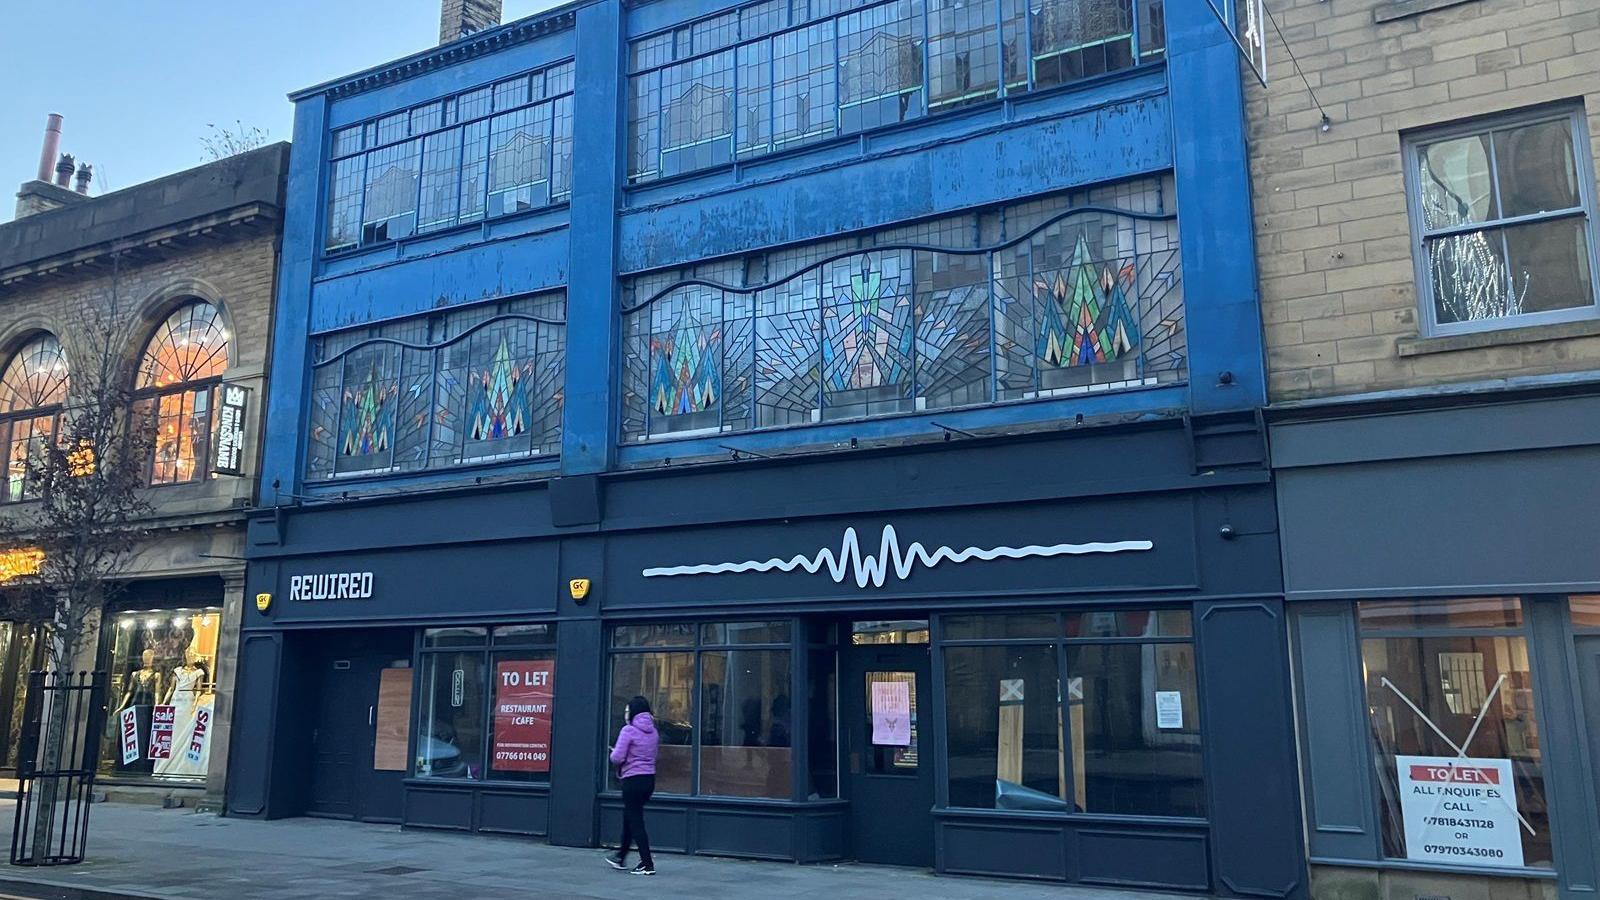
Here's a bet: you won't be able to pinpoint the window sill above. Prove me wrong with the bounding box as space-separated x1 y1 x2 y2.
1374 0 1477 23
1397 317 1600 358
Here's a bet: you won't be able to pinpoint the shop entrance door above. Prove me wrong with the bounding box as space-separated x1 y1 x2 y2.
307 631 412 823
843 626 935 868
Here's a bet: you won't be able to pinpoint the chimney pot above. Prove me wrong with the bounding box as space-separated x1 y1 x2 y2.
55 153 75 188
36 114 64 183
74 163 93 195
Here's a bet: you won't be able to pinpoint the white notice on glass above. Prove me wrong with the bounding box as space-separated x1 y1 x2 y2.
1155 691 1183 729
871 680 911 746
1397 755 1525 868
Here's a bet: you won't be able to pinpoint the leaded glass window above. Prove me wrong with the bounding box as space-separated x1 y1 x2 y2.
324 60 575 253
621 175 1183 442
0 335 68 503
838 1 924 134
306 293 566 482
624 0 1157 182
1405 108 1600 334
137 303 230 485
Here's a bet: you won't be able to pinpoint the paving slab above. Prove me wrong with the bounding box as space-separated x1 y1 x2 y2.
0 801 1195 899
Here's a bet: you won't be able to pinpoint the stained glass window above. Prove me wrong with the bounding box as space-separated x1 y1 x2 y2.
0 334 68 503
138 303 230 485
622 175 1183 442
324 60 575 252
306 293 566 482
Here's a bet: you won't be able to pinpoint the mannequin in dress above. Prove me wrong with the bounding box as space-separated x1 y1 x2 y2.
116 649 162 773
119 649 161 711
157 648 213 778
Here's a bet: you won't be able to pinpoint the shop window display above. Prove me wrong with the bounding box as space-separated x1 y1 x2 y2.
607 620 796 799
100 609 222 781
940 609 1202 817
413 624 557 782
1359 598 1552 870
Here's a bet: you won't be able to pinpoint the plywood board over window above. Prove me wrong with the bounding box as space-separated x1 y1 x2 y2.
375 666 414 772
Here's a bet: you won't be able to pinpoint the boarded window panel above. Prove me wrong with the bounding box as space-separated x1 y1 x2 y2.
375 666 414 772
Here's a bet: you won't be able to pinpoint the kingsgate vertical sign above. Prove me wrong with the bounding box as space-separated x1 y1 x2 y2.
211 384 250 476
1397 755 1526 868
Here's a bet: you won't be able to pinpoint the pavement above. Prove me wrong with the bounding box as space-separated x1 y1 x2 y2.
0 800 1197 900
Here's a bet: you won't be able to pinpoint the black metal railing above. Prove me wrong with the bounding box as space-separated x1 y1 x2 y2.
10 671 108 867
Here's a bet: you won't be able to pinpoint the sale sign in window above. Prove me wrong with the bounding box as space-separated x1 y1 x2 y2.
493 659 555 773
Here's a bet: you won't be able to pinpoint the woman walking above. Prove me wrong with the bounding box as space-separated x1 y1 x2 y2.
606 695 659 876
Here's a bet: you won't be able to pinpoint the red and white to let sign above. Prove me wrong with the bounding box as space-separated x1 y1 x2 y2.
149 705 176 760
492 660 554 773
1397 755 1524 868
119 707 140 764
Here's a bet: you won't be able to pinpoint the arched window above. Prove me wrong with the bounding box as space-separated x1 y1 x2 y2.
136 303 230 485
0 334 68 502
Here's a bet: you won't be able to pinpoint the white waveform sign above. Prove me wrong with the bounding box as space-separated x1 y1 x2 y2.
642 525 1154 589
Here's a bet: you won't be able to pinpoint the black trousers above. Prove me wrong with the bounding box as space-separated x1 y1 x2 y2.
618 774 655 867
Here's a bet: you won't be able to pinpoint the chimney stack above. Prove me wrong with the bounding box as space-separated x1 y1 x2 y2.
55 154 75 188
74 163 93 195
440 0 501 44
35 114 63 183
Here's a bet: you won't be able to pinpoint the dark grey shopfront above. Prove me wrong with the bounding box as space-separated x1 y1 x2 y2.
1273 388 1600 900
229 421 1306 896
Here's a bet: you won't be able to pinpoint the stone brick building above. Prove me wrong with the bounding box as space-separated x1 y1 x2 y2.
0 142 287 807
1247 1 1600 899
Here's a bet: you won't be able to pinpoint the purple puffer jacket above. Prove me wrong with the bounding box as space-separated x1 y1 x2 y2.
609 711 659 779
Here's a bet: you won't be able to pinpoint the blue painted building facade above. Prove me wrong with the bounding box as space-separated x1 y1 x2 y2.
229 1 1304 894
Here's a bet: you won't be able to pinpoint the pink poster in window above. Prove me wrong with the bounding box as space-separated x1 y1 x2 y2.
871 680 911 746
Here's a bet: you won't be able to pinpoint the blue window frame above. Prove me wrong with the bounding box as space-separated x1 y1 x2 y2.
306 292 567 480
619 175 1184 442
324 61 576 254
625 0 1166 184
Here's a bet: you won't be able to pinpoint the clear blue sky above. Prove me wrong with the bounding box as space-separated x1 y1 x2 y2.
1 0 563 223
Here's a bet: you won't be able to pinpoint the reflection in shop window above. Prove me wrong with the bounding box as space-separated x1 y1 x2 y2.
945 645 1061 809
940 609 1203 817
608 650 696 795
415 651 485 779
413 624 556 782
607 620 802 799
808 648 839 799
1360 598 1552 869
100 609 222 781
1067 642 1203 817
699 649 793 798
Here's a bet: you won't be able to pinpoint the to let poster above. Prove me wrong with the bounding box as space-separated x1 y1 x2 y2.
119 707 140 764
871 680 911 746
149 705 176 760
493 660 554 772
1397 755 1525 868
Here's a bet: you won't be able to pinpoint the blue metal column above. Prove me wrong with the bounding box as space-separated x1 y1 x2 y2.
561 0 626 474
260 95 328 506
1165 0 1266 414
